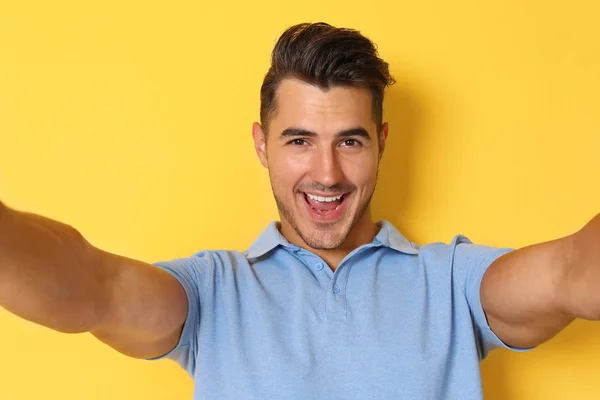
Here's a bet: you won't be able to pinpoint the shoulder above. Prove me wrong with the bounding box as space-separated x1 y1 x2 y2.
153 249 253 282
418 234 510 260
414 234 473 269
416 234 513 279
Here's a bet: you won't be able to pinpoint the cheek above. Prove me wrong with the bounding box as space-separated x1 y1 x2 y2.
342 155 379 188
269 153 309 192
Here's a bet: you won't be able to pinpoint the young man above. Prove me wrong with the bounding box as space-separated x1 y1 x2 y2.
1 22 599 399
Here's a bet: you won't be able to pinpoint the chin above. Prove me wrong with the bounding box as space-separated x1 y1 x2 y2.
275 192 359 249
299 220 351 250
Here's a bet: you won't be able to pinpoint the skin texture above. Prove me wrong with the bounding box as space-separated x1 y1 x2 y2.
252 79 387 269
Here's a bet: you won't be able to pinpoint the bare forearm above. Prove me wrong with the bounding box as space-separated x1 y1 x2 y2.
563 213 600 320
0 201 107 333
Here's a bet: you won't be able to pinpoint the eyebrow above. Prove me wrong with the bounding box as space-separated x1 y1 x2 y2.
280 127 372 141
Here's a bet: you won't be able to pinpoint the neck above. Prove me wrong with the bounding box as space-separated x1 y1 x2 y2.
280 211 379 271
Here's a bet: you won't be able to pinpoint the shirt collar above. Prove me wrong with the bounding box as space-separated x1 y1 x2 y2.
245 221 288 259
246 220 420 259
373 220 420 255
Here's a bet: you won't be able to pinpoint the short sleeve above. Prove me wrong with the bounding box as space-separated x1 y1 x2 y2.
146 251 214 377
452 236 533 358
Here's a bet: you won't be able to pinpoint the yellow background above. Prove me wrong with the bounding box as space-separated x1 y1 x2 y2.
1 0 599 398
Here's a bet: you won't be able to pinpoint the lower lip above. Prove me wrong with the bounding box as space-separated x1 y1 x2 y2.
302 193 347 222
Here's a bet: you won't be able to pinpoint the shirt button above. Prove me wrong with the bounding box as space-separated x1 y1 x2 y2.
315 263 324 271
333 284 341 293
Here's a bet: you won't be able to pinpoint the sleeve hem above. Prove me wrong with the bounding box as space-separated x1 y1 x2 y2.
472 249 535 354
145 262 198 361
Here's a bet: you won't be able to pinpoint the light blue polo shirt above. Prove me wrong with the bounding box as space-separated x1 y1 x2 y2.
151 221 527 399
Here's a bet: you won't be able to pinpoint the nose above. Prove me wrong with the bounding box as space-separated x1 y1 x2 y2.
310 146 344 188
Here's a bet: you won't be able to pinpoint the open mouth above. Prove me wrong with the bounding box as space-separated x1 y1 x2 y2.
302 192 348 220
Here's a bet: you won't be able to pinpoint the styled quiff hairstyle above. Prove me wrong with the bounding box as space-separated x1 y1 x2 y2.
259 22 395 135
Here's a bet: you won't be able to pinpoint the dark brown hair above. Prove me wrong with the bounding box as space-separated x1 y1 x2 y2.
260 22 395 135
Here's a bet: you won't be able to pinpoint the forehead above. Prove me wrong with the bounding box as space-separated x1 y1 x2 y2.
270 79 375 134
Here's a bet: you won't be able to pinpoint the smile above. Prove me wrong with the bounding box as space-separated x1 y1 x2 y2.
302 192 348 221
305 193 343 203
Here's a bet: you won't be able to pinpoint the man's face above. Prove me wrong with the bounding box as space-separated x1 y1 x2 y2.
253 79 388 250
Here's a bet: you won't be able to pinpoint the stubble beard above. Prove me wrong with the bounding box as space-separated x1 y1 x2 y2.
271 174 378 250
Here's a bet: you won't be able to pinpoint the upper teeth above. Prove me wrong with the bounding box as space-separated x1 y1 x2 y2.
306 193 343 202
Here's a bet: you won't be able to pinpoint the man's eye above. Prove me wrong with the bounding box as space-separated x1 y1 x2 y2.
290 139 307 146
342 139 360 147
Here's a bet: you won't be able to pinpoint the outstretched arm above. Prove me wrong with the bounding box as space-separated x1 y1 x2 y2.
0 201 188 359
481 213 600 349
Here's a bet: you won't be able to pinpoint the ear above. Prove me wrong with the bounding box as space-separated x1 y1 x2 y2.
252 122 269 168
378 122 389 161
